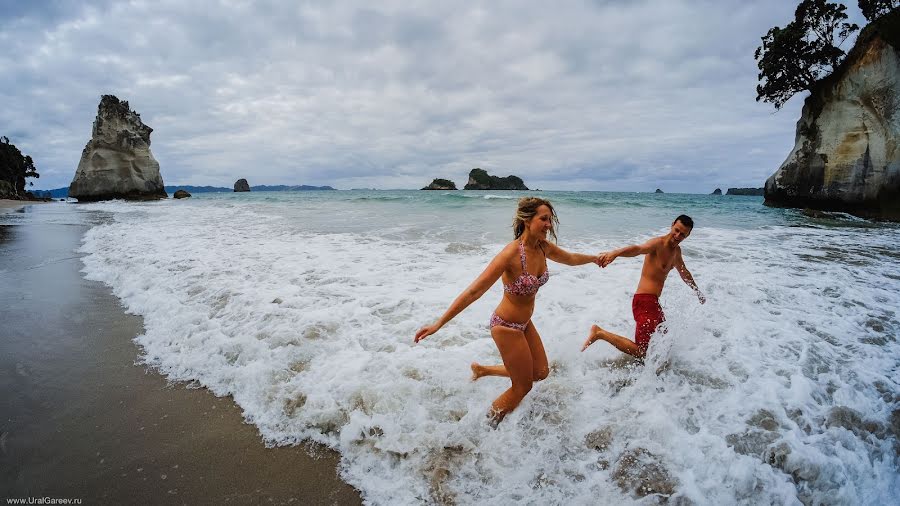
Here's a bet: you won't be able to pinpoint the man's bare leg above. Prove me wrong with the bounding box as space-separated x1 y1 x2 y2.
471 362 508 381
582 324 645 359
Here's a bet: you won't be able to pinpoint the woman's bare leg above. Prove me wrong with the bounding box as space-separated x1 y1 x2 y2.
582 324 645 359
472 323 549 382
487 326 535 425
523 323 549 381
471 363 508 381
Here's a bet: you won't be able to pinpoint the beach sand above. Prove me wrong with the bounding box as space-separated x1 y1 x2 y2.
0 218 361 504
0 199 50 212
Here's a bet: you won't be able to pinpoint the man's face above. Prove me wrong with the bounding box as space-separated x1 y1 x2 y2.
670 220 692 244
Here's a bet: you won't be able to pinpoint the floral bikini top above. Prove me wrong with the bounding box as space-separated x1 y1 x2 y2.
503 241 550 296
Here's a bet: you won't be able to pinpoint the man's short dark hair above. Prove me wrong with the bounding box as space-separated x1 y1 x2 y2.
674 214 694 229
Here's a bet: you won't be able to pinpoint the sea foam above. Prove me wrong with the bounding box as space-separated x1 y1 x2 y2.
78 195 900 505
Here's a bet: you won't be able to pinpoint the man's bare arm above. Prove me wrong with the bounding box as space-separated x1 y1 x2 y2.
598 238 657 267
675 250 705 304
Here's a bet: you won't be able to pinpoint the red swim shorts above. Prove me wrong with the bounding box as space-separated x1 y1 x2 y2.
632 293 665 353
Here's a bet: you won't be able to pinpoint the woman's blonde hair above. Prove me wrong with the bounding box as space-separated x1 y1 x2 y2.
513 197 559 241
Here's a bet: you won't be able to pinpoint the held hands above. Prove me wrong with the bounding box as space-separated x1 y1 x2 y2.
596 252 616 268
414 322 440 343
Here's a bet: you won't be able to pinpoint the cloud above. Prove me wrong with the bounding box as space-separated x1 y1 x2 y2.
1 0 861 191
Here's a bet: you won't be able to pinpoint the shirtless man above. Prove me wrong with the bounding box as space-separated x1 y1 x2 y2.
581 215 704 358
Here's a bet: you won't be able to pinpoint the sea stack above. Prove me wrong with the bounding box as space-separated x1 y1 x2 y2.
68 95 167 201
711 188 722 195
463 168 528 190
234 179 250 192
764 10 900 220
421 178 457 190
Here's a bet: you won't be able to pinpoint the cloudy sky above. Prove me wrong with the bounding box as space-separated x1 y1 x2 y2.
0 0 869 192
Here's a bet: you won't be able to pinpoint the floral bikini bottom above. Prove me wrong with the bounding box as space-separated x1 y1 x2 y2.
489 312 529 332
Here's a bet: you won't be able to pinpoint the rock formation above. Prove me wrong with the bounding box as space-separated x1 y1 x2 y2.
234 179 250 192
711 188 722 195
655 189 664 194
68 95 167 201
0 136 40 200
727 187 765 196
421 178 457 190
764 11 900 220
463 168 528 190
173 189 191 199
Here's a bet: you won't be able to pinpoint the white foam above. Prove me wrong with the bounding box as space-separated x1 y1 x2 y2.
78 198 900 504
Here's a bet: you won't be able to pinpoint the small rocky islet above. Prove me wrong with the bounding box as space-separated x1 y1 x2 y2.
421 168 529 191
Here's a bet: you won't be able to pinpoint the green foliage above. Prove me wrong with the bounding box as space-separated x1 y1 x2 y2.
0 136 40 197
859 0 898 21
755 0 859 109
464 168 528 190
469 168 490 185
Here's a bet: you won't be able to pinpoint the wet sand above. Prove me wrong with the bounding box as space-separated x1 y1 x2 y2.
0 199 49 213
0 217 361 504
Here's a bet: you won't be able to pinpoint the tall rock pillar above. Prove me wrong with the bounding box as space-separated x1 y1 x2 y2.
69 95 167 201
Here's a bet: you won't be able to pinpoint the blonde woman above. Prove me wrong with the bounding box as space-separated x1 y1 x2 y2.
415 197 600 424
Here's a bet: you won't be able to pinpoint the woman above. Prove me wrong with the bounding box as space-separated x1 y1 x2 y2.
414 197 599 424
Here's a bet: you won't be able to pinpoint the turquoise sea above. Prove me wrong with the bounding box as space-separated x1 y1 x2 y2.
4 190 899 504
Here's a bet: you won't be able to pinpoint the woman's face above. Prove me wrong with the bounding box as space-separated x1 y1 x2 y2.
526 205 554 239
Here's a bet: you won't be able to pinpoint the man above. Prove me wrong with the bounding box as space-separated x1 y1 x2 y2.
582 215 704 358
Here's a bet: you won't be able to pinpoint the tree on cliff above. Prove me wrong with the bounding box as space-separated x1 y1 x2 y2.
755 0 858 109
0 136 40 196
859 0 898 21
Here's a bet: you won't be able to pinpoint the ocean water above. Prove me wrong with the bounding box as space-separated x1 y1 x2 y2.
5 191 899 504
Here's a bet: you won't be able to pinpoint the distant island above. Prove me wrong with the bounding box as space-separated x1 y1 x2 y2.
464 168 528 190
726 187 764 196
249 184 335 192
711 188 722 195
35 184 336 199
421 178 457 190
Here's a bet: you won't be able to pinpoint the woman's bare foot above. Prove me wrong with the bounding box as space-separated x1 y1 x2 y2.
581 324 605 351
470 362 485 381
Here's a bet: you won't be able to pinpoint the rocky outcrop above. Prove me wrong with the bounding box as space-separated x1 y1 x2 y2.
764 11 900 220
68 95 166 201
727 187 765 196
711 188 722 195
655 189 664 194
463 168 528 190
234 179 250 192
173 189 191 199
0 136 39 200
421 178 457 190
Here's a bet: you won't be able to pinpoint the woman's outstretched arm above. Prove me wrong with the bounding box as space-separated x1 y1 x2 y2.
414 245 510 343
543 241 601 267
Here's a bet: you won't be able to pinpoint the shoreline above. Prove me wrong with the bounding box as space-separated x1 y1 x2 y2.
0 215 361 504
0 199 51 213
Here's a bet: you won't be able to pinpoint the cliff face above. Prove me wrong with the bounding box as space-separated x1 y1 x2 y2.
764 11 900 220
463 168 528 190
69 95 167 201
